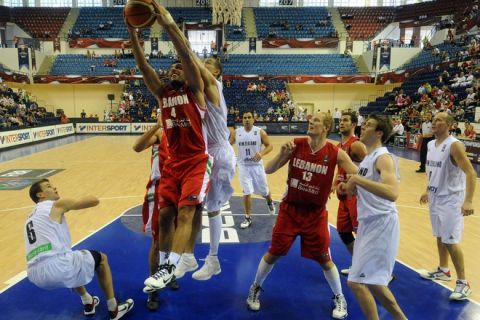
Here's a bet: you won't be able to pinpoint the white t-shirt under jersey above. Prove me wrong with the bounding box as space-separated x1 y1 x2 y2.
235 126 263 166
356 147 399 220
25 200 72 266
426 136 466 196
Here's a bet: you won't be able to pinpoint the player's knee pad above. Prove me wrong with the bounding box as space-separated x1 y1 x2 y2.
339 232 355 245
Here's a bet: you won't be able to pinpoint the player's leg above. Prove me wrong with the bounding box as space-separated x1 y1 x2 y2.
369 285 407 319
93 251 134 319
247 202 296 311
192 209 222 280
175 206 201 279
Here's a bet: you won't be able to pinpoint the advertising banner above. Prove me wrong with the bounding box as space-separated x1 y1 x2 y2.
56 124 75 136
76 123 131 133
31 126 56 141
0 129 32 148
131 123 158 133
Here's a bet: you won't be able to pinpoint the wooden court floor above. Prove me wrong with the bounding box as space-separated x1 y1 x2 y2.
0 135 479 302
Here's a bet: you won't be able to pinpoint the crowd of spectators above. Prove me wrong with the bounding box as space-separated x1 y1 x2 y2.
0 83 50 130
227 82 307 123
379 29 480 140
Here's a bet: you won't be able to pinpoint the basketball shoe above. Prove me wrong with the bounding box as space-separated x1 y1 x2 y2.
449 281 472 300
332 294 348 319
420 267 452 281
267 201 276 215
109 299 134 320
240 217 252 229
192 255 221 281
83 296 99 316
246 283 262 311
174 254 198 279
144 263 176 289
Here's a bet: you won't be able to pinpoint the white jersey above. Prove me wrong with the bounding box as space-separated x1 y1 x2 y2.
205 80 230 149
356 147 399 220
426 136 466 196
236 126 263 166
25 200 72 266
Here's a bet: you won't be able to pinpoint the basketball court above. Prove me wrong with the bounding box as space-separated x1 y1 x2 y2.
0 134 479 319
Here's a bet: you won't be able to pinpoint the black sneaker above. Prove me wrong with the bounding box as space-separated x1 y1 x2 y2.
416 168 425 173
167 277 180 290
146 291 158 311
109 299 134 320
83 296 100 316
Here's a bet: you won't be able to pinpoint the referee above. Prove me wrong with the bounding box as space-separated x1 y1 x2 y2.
417 111 433 173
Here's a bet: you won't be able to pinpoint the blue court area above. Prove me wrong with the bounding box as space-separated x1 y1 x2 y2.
1 208 479 320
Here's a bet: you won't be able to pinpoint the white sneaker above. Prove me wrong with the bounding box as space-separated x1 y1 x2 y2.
332 294 348 319
449 280 472 300
420 267 452 281
246 283 262 311
267 201 276 215
340 268 350 276
109 299 134 320
144 263 176 289
174 254 198 279
83 296 99 316
192 255 221 281
240 217 252 229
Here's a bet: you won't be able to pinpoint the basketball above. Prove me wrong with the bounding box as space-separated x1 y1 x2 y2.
124 0 155 28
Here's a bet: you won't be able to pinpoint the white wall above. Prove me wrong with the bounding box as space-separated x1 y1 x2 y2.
373 22 400 42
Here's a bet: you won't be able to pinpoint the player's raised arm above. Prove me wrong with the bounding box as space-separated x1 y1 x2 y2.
265 140 295 174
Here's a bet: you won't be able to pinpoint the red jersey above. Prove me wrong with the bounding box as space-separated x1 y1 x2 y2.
283 138 338 208
336 135 359 183
160 83 207 159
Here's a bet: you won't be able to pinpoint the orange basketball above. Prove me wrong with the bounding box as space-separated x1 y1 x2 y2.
124 0 156 28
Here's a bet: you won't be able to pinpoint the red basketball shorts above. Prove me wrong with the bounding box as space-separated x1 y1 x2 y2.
336 195 358 233
268 201 331 264
159 154 213 209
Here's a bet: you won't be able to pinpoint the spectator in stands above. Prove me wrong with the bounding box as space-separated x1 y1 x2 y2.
81 109 86 118
210 40 216 53
450 121 462 137
60 112 69 124
464 123 477 139
388 118 405 143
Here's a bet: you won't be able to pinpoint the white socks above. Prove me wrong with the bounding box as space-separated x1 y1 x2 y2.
159 251 168 265
80 293 93 305
168 252 181 266
254 257 274 287
107 298 117 312
323 265 343 296
208 214 222 256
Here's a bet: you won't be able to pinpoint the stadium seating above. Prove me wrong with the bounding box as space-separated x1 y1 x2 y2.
253 7 335 39
338 7 395 41
10 7 70 39
400 43 464 70
72 7 150 39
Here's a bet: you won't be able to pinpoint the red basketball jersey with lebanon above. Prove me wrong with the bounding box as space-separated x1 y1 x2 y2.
284 138 338 207
160 84 207 158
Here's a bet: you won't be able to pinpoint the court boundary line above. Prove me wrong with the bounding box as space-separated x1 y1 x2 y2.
2 201 479 306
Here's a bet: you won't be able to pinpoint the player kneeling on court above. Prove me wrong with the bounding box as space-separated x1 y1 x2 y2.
24 179 134 320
